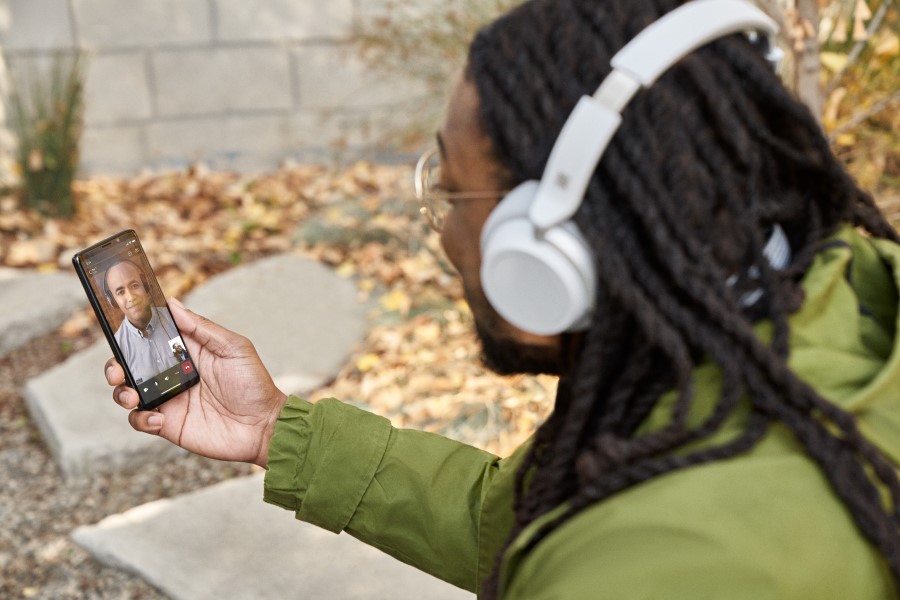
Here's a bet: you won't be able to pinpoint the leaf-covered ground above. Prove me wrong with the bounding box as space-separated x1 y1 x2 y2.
0 162 556 456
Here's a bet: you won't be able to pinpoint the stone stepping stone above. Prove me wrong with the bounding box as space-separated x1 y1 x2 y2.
25 254 366 477
72 473 473 600
0 268 86 357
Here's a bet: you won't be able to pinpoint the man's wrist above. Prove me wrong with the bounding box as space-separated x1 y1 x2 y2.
255 390 289 469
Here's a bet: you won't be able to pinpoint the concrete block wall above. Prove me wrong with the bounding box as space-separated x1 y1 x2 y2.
0 0 425 176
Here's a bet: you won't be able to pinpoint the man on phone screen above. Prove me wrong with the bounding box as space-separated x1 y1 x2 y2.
103 259 179 384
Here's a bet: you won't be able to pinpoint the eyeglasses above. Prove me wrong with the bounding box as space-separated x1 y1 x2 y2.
414 146 507 233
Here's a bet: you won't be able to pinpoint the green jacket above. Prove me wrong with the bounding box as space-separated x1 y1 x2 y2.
264 225 900 599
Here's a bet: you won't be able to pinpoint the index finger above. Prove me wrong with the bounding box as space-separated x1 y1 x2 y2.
104 357 125 387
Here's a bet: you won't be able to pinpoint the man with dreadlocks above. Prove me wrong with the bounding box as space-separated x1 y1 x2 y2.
105 0 900 597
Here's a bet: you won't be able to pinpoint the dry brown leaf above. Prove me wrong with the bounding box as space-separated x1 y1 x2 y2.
4 161 556 455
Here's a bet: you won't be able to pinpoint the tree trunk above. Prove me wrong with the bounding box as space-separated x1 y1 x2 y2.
794 0 823 121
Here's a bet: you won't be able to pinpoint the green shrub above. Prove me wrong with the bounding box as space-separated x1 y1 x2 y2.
9 51 85 218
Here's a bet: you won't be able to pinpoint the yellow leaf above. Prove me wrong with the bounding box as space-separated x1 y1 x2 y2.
454 299 471 315
875 31 900 57
356 353 381 372
335 262 356 277
358 277 377 292
380 288 412 313
414 321 442 344
820 51 848 73
836 133 856 146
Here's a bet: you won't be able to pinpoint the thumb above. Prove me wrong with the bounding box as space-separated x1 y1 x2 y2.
167 297 248 358
167 297 199 331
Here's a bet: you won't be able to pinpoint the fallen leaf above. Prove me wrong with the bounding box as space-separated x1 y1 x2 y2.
356 353 381 372
820 51 848 73
875 31 900 58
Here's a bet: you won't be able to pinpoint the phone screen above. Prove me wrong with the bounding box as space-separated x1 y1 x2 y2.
73 229 200 409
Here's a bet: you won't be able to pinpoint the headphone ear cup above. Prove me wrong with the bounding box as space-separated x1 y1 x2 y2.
480 181 596 335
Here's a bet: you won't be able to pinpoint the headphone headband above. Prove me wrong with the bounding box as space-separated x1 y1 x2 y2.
530 0 779 230
609 0 777 88
480 0 785 336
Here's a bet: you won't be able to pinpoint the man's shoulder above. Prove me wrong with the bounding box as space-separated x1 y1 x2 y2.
507 451 892 599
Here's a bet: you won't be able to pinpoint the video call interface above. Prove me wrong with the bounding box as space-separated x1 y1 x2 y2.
80 233 197 403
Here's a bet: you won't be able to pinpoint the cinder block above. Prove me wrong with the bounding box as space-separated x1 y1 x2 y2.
79 126 145 176
0 0 75 51
293 44 426 111
215 0 355 42
83 52 152 126
145 115 294 172
152 47 292 117
72 0 212 48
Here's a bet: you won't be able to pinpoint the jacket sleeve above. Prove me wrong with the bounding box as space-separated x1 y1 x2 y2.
263 396 504 592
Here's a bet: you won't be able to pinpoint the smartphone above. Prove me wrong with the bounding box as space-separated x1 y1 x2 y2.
72 229 200 410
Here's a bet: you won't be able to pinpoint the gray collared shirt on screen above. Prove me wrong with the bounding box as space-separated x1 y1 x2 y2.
114 306 180 384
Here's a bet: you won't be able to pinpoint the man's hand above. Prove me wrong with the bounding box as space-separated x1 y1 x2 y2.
105 297 288 468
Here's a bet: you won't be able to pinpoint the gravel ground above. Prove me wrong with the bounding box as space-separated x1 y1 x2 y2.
0 329 254 599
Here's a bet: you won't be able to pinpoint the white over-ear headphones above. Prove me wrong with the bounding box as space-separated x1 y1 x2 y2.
479 0 782 336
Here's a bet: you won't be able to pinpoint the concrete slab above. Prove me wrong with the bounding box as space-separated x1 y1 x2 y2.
24 341 187 477
73 473 474 600
24 254 367 477
182 254 366 395
0 268 86 357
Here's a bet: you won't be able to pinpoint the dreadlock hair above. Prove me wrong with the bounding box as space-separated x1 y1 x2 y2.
466 0 900 597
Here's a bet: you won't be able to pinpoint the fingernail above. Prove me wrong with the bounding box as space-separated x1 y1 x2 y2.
105 365 112 380
148 414 163 428
116 390 127 406
169 297 185 310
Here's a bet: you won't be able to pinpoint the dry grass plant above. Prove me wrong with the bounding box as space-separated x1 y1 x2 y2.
8 51 84 219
